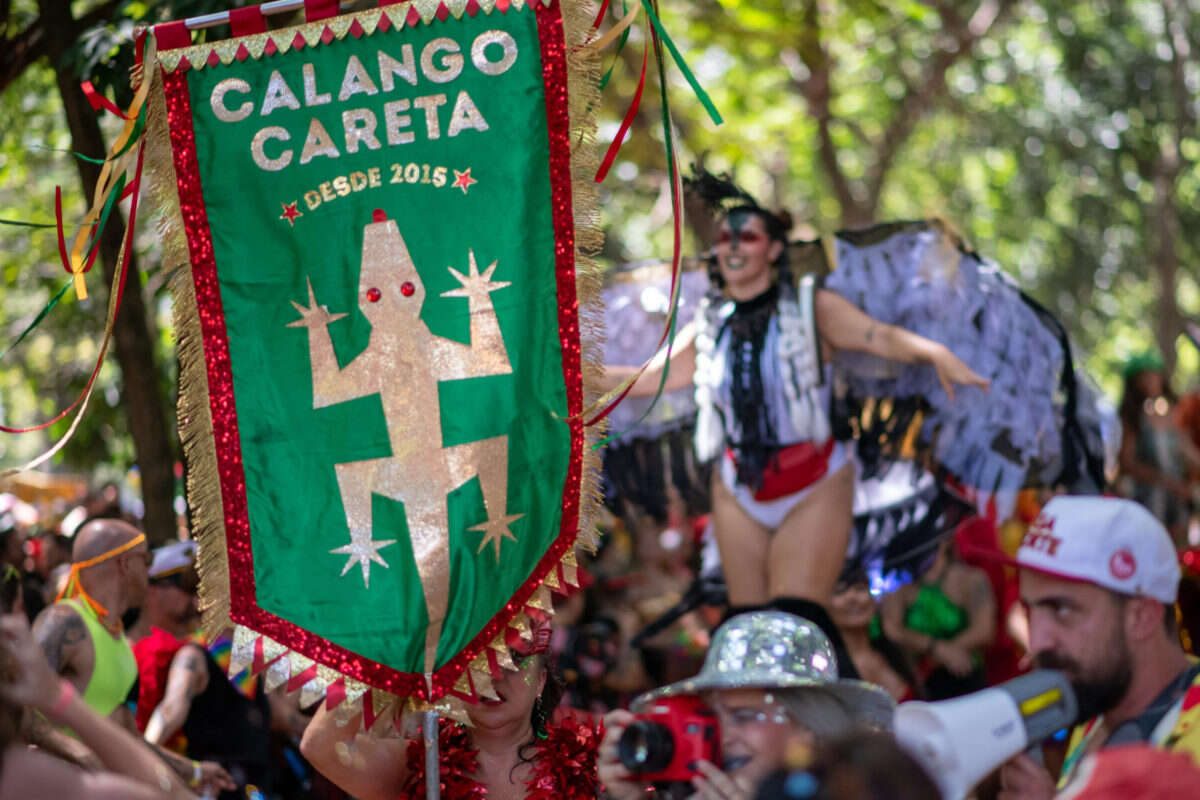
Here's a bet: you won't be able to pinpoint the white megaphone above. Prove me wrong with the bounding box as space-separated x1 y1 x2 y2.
894 670 1077 800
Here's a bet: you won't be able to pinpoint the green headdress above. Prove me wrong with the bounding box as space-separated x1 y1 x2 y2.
1122 350 1165 380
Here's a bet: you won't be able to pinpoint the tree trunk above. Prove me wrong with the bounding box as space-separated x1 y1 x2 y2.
1152 163 1182 378
38 0 177 545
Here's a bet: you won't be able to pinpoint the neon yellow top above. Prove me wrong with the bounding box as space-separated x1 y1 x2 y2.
61 597 137 718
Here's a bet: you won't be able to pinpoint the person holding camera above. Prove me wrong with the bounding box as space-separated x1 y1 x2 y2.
598 611 893 799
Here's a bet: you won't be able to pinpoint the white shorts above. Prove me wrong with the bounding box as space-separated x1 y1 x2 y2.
719 441 856 529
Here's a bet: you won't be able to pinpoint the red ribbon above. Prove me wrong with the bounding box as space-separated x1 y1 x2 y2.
81 81 130 120
593 41 646 184
54 187 72 276
586 29 685 428
591 0 611 29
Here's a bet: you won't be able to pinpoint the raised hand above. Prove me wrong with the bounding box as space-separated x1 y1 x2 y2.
440 250 510 308
931 344 989 402
0 612 61 711
288 277 348 330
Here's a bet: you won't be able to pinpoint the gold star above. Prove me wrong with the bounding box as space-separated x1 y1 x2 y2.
470 512 524 562
287 277 348 330
331 532 397 588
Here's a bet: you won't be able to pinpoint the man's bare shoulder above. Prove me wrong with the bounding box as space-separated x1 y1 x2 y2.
33 602 89 674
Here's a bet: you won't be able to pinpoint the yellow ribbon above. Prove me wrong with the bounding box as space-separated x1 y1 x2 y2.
66 45 155 300
583 1 641 52
56 532 146 619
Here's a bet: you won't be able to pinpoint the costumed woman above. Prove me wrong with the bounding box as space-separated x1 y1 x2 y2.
601 170 988 678
300 622 602 800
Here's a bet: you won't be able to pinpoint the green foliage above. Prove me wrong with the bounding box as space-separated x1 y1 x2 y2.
594 0 1200 400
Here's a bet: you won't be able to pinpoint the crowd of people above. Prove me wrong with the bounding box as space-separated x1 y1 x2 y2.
2 173 1200 799
1 488 1197 799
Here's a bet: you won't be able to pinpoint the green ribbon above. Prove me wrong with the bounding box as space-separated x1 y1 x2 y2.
0 218 58 229
0 281 73 361
82 173 128 268
592 24 686 450
639 0 723 125
113 105 148 158
28 144 123 165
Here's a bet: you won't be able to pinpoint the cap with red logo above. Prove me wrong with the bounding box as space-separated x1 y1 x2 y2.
1015 496 1180 604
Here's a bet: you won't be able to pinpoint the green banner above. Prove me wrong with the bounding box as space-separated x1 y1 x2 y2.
152 0 595 705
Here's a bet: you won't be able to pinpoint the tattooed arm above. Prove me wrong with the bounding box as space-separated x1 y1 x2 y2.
25 603 105 765
144 644 209 746
814 289 988 400
32 603 88 687
142 645 236 795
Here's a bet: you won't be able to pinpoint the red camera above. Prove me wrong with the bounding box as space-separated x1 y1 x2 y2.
617 695 720 783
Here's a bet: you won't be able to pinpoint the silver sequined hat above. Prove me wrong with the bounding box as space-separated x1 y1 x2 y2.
631 611 894 728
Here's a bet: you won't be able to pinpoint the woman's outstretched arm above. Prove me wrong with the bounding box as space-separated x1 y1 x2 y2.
814 289 988 401
596 321 697 398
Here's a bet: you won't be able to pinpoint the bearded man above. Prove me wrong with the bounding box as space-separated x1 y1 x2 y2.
999 496 1200 799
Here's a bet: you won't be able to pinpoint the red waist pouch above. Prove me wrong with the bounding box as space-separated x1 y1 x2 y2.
735 440 835 502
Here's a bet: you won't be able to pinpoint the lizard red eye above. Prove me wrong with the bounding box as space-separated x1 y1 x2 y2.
401 282 415 297
366 288 381 303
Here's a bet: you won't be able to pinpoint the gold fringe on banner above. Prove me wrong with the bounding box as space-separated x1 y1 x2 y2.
151 0 606 733
143 55 234 640
564 0 608 563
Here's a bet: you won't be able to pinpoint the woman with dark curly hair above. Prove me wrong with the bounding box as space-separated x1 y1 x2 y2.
301 623 602 800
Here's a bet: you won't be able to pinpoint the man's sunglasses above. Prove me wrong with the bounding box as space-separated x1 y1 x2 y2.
150 572 199 593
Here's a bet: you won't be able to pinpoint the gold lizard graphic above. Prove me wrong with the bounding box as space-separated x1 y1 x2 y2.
288 209 522 673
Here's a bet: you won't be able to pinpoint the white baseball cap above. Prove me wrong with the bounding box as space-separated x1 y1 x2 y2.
149 540 197 580
1015 496 1180 604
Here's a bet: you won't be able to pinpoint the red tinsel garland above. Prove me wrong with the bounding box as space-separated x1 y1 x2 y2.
400 715 603 799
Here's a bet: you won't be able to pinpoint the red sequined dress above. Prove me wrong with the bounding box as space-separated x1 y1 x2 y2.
399 714 603 799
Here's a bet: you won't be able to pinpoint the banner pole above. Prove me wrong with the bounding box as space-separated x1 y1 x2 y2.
423 710 440 800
